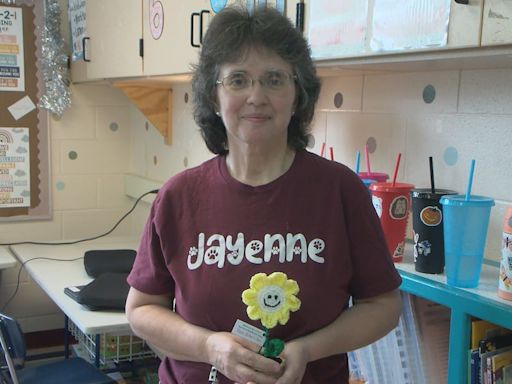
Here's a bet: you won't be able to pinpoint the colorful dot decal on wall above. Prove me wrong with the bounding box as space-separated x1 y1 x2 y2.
109 122 119 132
443 146 458 166
56 181 65 191
333 92 343 109
366 137 377 153
423 84 436 104
68 150 78 160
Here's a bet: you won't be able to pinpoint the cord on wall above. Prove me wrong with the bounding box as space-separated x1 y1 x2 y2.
0 189 159 247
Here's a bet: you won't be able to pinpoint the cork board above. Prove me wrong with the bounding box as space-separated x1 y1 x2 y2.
0 1 51 221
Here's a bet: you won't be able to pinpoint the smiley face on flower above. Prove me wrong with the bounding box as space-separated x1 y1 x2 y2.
242 272 301 329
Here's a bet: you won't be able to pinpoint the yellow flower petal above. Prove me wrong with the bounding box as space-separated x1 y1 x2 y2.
242 272 301 329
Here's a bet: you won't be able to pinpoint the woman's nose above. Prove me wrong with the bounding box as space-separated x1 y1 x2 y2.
245 80 268 104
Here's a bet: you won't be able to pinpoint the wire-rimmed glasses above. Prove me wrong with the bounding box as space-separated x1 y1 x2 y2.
216 69 296 94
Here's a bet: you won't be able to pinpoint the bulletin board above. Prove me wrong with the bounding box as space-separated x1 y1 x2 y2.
0 0 51 221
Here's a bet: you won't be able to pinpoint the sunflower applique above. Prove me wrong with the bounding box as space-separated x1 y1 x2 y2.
242 272 301 359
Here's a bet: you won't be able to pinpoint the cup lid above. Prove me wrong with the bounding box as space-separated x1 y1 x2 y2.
358 172 389 178
411 188 458 199
440 194 495 207
369 182 414 192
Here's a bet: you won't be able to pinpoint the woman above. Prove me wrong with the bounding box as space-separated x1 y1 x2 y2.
126 5 402 384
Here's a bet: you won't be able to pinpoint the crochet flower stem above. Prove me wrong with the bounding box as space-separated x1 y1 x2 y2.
242 272 300 360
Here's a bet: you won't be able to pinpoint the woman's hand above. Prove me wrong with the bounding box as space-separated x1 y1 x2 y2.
274 340 309 384
206 332 282 384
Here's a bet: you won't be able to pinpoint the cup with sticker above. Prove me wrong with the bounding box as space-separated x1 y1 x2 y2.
241 272 301 362
370 182 414 262
411 188 457 274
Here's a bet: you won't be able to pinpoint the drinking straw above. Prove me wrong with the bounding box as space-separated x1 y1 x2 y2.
365 144 371 173
355 150 361 174
329 147 334 161
392 152 402 187
465 159 475 201
429 156 436 194
320 142 325 157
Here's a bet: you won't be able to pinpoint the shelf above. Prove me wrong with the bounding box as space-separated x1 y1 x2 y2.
314 45 512 75
396 247 512 384
112 81 173 145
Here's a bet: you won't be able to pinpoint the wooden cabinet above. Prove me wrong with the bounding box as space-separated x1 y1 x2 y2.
481 0 512 45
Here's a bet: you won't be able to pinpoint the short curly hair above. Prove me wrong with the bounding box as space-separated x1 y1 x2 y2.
192 5 321 155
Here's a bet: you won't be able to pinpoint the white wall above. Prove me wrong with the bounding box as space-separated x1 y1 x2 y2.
3 66 511 332
129 68 512 268
0 84 134 331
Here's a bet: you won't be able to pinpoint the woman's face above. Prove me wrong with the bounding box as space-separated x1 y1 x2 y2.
215 47 297 152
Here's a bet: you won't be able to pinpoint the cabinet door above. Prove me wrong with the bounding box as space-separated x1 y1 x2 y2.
85 0 143 79
481 0 512 45
143 0 211 76
447 0 484 48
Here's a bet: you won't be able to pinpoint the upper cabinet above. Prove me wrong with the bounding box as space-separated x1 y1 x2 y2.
142 0 211 76
286 0 484 62
481 0 512 45
71 0 224 82
73 0 143 81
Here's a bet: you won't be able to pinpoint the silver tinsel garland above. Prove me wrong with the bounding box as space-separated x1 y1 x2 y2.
38 0 71 118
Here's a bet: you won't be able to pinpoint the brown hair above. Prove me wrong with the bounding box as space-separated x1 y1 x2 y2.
192 5 321 155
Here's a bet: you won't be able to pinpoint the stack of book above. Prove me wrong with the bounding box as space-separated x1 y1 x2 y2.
469 319 512 384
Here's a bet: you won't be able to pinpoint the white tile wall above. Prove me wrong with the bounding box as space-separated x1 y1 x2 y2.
0 84 134 331
4 67 512 332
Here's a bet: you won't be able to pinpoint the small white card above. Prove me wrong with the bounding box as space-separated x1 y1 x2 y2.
232 319 266 347
8 95 36 120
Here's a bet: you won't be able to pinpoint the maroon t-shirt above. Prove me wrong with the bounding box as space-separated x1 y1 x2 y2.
128 149 401 384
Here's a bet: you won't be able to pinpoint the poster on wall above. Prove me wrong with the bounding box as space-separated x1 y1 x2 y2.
307 0 368 60
0 6 25 92
68 0 86 61
371 0 451 52
0 127 30 208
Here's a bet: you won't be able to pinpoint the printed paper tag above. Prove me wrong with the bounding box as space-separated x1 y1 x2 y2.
231 319 266 347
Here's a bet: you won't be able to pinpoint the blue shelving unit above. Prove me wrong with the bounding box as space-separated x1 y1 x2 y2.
395 251 512 384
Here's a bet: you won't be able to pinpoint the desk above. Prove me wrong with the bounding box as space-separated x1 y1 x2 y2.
9 237 141 366
0 247 16 270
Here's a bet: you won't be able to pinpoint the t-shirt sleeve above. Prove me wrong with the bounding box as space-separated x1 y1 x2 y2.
346 183 402 299
127 195 175 296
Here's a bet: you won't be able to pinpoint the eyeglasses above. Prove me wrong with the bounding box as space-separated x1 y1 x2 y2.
216 70 296 93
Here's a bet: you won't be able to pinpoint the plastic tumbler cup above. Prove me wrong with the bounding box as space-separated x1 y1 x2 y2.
370 182 414 262
359 172 389 183
440 195 495 288
410 188 457 274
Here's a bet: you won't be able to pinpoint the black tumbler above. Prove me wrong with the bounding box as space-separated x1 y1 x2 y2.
410 188 457 274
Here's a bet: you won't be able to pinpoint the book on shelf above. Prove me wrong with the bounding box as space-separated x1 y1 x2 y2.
469 323 512 384
491 348 512 384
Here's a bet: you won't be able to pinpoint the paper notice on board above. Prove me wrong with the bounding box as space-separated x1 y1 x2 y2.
0 127 30 208
308 0 368 60
371 0 451 52
68 0 86 61
0 6 24 92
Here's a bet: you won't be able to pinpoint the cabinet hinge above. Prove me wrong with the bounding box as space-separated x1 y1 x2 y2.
139 38 144 58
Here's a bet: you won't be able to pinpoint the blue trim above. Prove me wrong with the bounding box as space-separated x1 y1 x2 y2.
398 264 512 384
